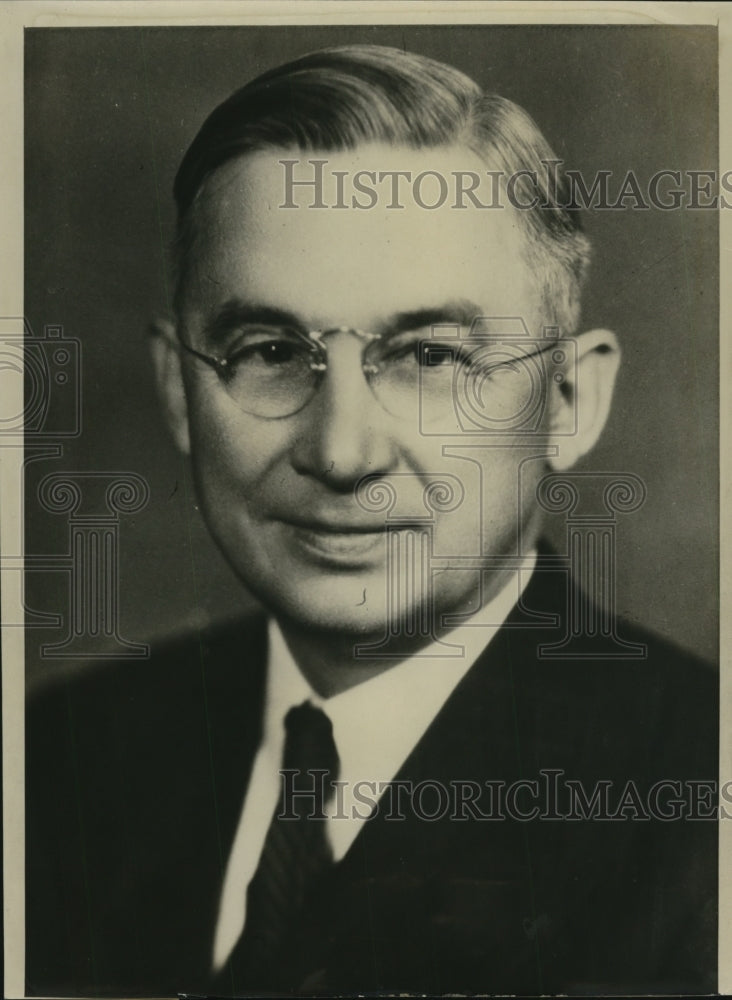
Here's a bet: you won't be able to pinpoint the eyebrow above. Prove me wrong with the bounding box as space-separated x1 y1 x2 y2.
381 300 483 336
202 296 484 344
203 300 309 343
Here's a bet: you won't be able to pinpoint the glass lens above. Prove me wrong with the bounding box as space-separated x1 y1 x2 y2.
209 324 548 425
221 326 321 418
368 332 546 428
367 330 453 420
453 345 543 426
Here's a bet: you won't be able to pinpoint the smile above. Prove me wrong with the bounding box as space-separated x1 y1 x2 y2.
283 521 389 566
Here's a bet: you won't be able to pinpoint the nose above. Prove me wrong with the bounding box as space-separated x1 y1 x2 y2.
290 334 398 490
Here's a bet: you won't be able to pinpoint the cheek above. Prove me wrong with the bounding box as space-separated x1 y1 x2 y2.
427 442 544 541
185 392 290 511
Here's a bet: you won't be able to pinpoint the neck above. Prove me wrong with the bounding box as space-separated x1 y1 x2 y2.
276 622 403 698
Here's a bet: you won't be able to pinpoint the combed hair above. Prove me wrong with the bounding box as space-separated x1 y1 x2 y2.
172 45 591 332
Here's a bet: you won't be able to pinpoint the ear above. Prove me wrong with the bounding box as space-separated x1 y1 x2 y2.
148 317 191 455
547 328 620 471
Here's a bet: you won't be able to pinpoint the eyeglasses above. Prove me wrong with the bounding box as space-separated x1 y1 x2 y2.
168 323 565 424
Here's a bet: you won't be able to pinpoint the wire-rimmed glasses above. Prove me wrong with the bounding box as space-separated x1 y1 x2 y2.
165 322 564 425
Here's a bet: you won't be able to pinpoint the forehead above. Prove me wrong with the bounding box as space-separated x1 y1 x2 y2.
186 144 541 329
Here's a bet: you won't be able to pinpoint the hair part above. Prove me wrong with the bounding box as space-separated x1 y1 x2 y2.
172 45 591 333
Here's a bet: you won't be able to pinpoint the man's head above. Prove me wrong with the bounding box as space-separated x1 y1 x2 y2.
152 45 619 649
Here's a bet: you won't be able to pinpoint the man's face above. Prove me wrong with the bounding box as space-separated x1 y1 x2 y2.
175 145 552 641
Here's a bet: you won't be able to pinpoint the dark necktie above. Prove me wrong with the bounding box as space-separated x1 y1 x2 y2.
226 701 340 989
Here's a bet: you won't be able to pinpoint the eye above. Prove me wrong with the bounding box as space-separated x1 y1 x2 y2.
248 340 299 366
421 343 457 368
379 331 455 369
224 326 317 375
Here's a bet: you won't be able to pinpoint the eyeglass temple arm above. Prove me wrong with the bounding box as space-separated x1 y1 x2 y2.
148 323 238 374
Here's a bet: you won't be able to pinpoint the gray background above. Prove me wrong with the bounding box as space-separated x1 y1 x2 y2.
24 24 718 688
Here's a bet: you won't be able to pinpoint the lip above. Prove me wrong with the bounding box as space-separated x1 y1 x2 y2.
279 519 389 566
283 519 388 534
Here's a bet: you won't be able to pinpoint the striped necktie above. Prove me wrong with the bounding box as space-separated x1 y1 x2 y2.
226 701 340 988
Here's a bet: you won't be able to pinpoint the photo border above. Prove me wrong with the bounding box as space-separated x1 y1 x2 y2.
3 3 728 997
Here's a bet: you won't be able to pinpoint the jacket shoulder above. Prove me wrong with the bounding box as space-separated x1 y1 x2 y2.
28 612 268 717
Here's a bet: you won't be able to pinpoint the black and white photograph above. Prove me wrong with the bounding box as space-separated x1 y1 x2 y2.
2 3 728 997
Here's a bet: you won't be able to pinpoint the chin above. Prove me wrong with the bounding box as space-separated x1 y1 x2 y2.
265 579 393 637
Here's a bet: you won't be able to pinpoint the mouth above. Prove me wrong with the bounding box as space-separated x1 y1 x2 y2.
283 521 388 565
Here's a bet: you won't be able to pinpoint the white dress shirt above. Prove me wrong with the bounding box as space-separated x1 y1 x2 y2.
212 553 536 972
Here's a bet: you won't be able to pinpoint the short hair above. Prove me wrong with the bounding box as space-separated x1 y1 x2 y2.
172 44 591 333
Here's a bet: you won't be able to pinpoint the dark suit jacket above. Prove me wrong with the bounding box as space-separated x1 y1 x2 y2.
26 557 718 997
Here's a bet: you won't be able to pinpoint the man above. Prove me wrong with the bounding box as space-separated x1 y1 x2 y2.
26 45 717 997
